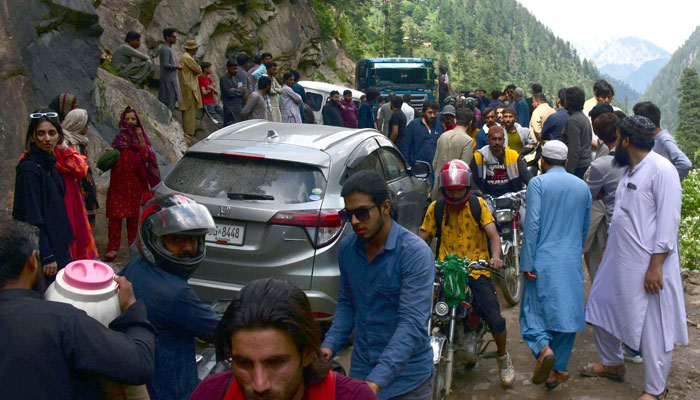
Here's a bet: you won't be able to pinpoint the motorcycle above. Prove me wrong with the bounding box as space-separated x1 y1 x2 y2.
430 257 501 400
483 190 525 306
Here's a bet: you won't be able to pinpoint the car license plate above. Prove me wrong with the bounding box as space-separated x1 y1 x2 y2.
206 222 245 245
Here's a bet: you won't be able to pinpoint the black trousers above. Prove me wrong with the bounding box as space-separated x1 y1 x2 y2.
469 276 506 334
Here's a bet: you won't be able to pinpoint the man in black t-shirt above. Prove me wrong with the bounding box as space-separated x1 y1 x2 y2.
388 96 407 154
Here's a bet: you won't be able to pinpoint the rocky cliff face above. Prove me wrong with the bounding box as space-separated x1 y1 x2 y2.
0 0 350 213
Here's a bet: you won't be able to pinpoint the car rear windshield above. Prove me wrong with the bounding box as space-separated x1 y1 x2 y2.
164 153 326 204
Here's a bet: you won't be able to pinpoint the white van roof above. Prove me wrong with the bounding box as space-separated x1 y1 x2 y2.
298 81 364 99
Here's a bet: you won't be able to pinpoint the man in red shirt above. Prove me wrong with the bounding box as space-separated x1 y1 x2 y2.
190 278 378 400
198 62 224 128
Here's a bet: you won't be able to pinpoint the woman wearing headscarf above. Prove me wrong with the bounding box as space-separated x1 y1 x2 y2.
62 109 99 228
13 110 74 284
48 93 78 121
57 109 99 261
104 106 160 261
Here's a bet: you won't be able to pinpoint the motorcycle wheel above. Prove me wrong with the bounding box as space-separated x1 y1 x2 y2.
500 247 523 306
432 356 447 400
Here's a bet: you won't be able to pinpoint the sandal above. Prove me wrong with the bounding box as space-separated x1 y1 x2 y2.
103 251 117 262
579 362 625 382
545 370 569 389
532 347 556 385
640 389 669 400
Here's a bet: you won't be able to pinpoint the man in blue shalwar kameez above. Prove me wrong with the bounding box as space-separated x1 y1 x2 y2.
519 140 591 388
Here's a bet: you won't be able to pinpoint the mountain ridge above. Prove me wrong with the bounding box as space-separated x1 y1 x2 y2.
642 26 700 133
577 37 669 93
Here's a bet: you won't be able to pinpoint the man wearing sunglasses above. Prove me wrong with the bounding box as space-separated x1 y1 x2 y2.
321 171 435 399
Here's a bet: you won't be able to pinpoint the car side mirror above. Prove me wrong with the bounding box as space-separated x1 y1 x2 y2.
411 161 431 179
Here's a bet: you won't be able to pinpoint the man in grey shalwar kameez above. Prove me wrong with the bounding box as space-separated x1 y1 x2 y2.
582 116 688 400
112 31 153 85
157 28 182 111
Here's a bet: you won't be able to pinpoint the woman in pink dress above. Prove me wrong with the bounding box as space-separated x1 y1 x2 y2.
104 106 160 261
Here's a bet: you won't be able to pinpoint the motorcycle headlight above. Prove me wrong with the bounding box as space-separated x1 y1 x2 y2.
495 209 514 223
435 301 449 316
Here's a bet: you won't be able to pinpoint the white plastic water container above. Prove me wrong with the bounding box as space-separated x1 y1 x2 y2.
44 260 121 326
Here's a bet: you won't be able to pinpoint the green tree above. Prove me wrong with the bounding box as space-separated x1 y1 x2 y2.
387 0 405 56
675 67 700 164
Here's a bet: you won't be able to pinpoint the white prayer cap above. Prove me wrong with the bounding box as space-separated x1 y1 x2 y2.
542 140 568 161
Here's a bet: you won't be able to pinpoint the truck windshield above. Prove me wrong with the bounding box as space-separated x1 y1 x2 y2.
369 63 434 90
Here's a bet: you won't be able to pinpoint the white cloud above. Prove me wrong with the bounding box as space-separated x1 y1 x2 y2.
516 0 700 53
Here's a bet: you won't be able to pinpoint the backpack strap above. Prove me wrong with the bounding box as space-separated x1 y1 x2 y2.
434 198 445 260
468 194 482 229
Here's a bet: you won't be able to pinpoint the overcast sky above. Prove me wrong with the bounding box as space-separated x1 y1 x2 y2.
516 0 699 54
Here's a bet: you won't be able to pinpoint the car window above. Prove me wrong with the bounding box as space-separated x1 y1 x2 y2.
164 153 326 204
353 100 360 108
307 93 323 111
349 151 385 177
379 147 407 181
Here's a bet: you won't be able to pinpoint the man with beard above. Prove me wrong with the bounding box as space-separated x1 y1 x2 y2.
520 140 591 389
190 278 377 400
119 194 220 400
322 90 344 127
582 116 688 400
471 126 532 197
220 59 248 126
321 171 434 399
340 89 358 128
419 160 516 387
404 101 444 184
475 107 500 149
501 106 536 154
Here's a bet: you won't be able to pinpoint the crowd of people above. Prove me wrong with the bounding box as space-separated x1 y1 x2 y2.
1 27 694 400
113 30 321 146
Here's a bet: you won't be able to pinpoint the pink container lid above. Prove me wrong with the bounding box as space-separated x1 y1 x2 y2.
63 260 115 291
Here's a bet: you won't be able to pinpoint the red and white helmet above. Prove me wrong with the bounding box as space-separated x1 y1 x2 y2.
439 159 472 208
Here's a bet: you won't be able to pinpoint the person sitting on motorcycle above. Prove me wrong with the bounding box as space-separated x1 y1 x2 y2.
119 193 221 400
418 160 516 387
470 125 533 197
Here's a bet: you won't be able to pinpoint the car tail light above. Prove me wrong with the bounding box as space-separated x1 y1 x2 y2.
312 311 332 320
269 209 345 249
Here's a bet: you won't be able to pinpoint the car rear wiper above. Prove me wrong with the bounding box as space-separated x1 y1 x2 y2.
227 192 275 201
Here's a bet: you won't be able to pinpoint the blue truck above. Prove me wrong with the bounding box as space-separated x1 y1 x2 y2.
355 58 437 114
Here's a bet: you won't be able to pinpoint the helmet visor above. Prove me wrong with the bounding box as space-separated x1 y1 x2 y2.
146 203 216 237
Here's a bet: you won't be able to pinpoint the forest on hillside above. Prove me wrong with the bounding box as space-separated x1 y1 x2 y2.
642 26 700 133
312 0 610 106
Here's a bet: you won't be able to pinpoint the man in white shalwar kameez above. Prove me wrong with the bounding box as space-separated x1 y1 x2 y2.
582 115 688 400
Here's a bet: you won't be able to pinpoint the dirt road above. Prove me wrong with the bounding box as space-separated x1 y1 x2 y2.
336 269 700 400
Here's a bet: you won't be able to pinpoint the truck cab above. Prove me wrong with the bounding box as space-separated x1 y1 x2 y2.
355 58 437 116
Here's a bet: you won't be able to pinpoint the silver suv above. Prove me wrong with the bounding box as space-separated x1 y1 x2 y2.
154 120 430 319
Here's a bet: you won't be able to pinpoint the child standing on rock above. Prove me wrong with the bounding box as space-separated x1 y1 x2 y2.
104 106 160 261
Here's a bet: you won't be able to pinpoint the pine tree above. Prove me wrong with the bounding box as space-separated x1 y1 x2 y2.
675 67 700 163
387 0 405 56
